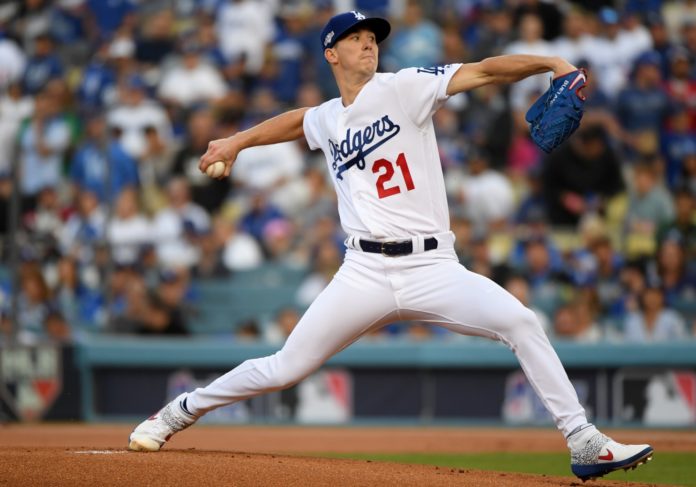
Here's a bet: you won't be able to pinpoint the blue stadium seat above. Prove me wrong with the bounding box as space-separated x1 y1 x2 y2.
187 264 307 334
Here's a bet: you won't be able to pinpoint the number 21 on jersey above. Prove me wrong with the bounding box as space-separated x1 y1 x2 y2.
372 153 415 199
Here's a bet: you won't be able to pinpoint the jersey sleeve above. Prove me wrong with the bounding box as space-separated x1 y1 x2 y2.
393 63 462 128
302 106 322 151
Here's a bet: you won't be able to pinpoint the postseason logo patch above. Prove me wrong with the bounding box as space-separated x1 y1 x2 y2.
0 345 62 421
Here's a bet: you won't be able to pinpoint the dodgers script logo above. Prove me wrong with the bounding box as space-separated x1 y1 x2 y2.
328 115 400 180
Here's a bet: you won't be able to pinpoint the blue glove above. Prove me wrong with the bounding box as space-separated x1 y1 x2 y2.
526 69 587 153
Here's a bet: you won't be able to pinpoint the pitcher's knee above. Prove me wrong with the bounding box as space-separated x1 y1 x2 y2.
506 306 545 340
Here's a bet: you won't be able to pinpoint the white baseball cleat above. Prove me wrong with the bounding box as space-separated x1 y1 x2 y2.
569 426 653 481
128 393 198 452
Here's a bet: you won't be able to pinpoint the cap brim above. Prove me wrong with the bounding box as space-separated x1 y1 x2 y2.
334 17 391 47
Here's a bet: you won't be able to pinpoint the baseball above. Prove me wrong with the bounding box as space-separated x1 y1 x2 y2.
205 161 226 178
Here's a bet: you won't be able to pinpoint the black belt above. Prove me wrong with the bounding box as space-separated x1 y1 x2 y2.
358 237 438 256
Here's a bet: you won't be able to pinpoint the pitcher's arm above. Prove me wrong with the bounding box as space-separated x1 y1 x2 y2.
199 107 310 178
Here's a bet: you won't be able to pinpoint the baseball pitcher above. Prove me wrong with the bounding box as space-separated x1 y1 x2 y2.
129 11 653 481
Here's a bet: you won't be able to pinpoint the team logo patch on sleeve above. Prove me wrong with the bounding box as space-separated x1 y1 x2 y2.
416 65 453 75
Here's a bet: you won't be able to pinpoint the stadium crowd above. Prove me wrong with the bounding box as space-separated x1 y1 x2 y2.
0 0 694 345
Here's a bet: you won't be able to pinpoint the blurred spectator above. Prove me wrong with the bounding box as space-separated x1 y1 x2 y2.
553 288 604 343
235 317 261 341
618 11 654 62
22 186 64 249
578 233 624 318
172 107 231 214
106 187 151 266
295 239 341 308
139 124 177 206
434 104 467 171
0 29 26 91
157 41 227 109
231 139 304 194
682 21 696 73
460 83 511 165
662 1 696 43
616 51 671 155
657 188 696 259
134 8 176 67
85 0 136 40
0 172 12 238
383 1 442 71
153 177 211 269
59 189 106 266
238 191 285 243
542 124 624 226
506 109 542 178
0 82 33 174
44 309 72 342
514 168 546 226
217 215 264 272
269 5 310 105
645 15 674 78
261 217 298 265
76 41 117 111
623 284 688 342
665 46 696 118
112 269 189 335
216 0 276 79
652 237 696 309
192 220 230 279
107 73 173 160
552 9 590 67
503 13 552 112
22 32 63 95
662 107 696 189
504 274 551 335
70 112 139 203
465 232 510 284
471 7 514 60
456 148 515 233
52 255 101 329
18 89 71 211
16 263 53 343
264 306 300 344
512 0 563 41
50 0 90 67
623 158 675 252
582 7 637 99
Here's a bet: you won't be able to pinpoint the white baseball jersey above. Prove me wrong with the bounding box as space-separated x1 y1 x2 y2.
303 64 462 239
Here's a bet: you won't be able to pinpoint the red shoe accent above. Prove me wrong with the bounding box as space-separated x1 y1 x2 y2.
598 449 614 461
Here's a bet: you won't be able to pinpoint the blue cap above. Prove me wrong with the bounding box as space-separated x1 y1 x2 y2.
320 10 390 50
599 7 619 25
634 50 661 68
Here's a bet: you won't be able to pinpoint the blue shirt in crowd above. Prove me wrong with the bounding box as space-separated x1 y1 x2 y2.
71 140 140 202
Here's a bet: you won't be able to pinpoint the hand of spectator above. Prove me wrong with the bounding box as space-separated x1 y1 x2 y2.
561 191 585 214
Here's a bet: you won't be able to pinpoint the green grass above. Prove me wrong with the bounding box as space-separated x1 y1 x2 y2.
320 452 695 486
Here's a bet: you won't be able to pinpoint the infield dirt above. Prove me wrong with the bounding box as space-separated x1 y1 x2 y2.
0 424 691 486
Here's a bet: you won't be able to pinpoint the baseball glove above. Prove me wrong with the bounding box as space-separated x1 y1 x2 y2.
525 69 587 153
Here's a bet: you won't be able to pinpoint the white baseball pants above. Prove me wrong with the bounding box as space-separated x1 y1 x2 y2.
186 232 588 437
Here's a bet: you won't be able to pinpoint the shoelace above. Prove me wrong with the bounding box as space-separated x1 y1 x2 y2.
159 403 193 432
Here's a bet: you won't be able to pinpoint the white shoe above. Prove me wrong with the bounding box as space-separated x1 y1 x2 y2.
128 393 197 452
569 427 653 481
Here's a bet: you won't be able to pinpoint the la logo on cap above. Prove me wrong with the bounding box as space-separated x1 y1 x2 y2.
352 11 365 20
